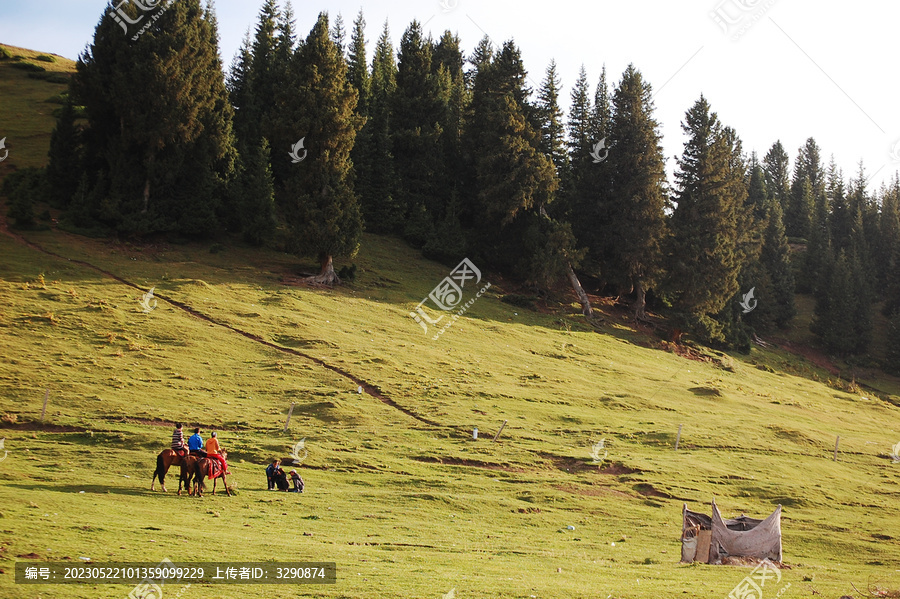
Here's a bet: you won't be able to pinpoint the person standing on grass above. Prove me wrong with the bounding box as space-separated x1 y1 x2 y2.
205 431 230 475
171 423 187 458
188 427 206 458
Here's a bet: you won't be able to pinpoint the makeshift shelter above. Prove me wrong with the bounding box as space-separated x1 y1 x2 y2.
681 499 782 564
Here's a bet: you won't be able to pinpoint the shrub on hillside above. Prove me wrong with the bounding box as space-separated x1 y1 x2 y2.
2 167 48 229
10 61 45 72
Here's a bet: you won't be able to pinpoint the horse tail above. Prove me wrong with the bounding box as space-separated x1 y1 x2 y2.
152 451 164 485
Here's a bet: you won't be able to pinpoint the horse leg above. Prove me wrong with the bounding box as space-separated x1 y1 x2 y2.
159 461 168 493
222 474 230 497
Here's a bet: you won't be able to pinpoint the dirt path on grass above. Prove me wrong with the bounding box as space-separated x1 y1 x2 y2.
0 216 442 428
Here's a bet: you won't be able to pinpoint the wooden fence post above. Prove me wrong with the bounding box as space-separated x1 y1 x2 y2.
284 402 295 433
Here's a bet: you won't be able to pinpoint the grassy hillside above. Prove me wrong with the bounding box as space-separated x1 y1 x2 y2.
0 43 76 175
1 42 899 599
1 223 899 598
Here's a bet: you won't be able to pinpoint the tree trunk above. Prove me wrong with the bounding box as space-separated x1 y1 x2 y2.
142 153 154 214
633 278 648 321
566 263 593 318
306 254 341 286
142 178 150 214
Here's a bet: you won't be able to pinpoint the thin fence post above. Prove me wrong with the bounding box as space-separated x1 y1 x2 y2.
492 420 508 442
40 389 49 422
834 436 840 461
674 424 683 451
284 403 295 433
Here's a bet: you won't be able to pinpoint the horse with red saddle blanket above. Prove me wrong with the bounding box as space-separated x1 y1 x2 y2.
181 452 230 497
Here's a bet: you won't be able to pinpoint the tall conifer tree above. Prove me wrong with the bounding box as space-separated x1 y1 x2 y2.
603 65 667 318
71 0 236 234
275 12 363 284
668 96 746 342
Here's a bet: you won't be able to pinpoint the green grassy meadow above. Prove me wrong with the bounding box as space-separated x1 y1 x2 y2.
1 40 900 599
1 225 899 599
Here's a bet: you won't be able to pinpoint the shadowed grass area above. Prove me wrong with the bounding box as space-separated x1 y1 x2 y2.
1 224 899 598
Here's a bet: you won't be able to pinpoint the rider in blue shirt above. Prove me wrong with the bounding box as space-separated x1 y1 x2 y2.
188 427 206 457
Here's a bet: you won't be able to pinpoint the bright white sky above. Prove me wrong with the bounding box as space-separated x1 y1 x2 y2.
2 0 898 193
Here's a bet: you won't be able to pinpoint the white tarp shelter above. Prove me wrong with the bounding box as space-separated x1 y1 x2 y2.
681 498 782 564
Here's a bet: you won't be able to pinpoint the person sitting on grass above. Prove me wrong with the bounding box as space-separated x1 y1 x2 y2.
266 460 280 490
188 427 206 458
171 423 187 458
273 466 289 491
289 469 304 493
205 431 230 475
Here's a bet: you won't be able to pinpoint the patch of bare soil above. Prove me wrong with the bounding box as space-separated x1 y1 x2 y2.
600 463 638 475
411 456 524 472
720 556 791 569
0 421 85 433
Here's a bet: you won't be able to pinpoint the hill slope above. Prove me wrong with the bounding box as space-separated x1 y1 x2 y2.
0 43 75 174
1 219 899 598
1 42 899 599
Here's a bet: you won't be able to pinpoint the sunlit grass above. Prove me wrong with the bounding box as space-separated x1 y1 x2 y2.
1 226 899 598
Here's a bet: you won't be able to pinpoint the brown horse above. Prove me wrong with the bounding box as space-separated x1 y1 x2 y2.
192 453 230 497
151 448 186 492
178 455 199 496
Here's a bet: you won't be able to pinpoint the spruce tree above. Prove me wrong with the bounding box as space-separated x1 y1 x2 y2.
423 30 468 262
346 9 373 240
566 66 612 278
763 140 790 211
236 0 280 148
238 137 276 246
46 98 81 208
759 197 796 328
361 21 402 233
347 10 370 114
536 60 567 175
566 65 593 191
603 65 668 318
466 39 560 278
276 12 363 284
827 158 850 252
668 96 746 342
811 250 871 355
227 32 254 147
563 66 595 267
392 20 447 245
71 0 237 235
747 156 768 221
848 162 876 272
786 138 824 239
881 175 900 316
331 13 346 56
799 176 827 293
591 66 611 144
470 40 556 227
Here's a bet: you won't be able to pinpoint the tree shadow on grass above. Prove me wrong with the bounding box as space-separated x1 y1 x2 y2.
4 482 180 497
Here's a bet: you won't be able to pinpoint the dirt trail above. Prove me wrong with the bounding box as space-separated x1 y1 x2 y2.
0 217 441 428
